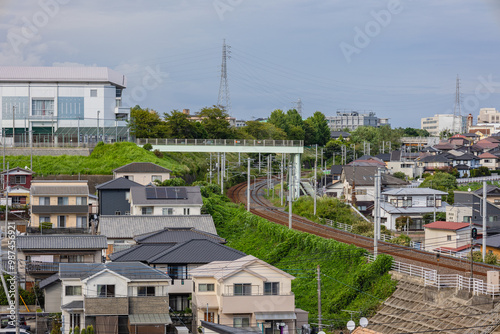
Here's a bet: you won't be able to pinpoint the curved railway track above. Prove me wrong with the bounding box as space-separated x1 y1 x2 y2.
227 178 499 278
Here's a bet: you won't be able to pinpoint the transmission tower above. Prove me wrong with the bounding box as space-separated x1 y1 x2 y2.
296 98 303 117
452 75 462 134
217 39 231 114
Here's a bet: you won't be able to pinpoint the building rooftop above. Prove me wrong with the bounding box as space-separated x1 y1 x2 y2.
96 177 143 190
17 235 107 250
59 261 169 280
134 227 225 244
113 162 172 174
130 186 203 206
382 188 447 196
423 221 470 231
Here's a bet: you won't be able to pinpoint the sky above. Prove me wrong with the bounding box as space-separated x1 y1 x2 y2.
1 0 500 128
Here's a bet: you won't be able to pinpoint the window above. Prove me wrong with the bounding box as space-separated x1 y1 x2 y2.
97 285 115 297
58 197 69 205
65 286 82 296
12 196 21 204
90 89 98 97
142 207 153 215
151 175 162 182
168 265 187 279
115 211 121 215
169 294 190 312
198 283 214 292
447 235 452 241
234 283 251 296
57 216 66 228
32 99 54 116
76 197 87 205
76 216 87 228
61 255 84 263
183 208 190 215
204 312 215 323
233 316 250 327
124 175 134 181
14 176 25 184
162 208 173 215
39 197 50 205
356 189 367 195
69 313 81 330
264 282 279 295
137 286 155 296
39 216 50 224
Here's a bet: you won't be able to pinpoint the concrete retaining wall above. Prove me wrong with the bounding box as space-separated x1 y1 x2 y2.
3 148 91 156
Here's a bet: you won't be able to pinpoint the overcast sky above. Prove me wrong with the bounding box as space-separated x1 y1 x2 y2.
1 0 500 128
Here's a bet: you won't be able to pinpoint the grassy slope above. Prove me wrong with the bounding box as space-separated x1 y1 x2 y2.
203 194 397 329
5 142 209 176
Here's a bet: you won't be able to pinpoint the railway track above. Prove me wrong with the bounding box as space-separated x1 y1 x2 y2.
227 178 499 278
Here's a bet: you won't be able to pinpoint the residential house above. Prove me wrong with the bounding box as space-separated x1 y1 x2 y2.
480 234 500 258
386 151 423 179
1 167 33 206
96 177 143 216
417 154 450 174
444 150 481 177
110 229 246 317
17 235 106 281
423 221 478 256
380 188 448 231
473 138 499 152
473 185 500 205
190 255 303 333
99 215 217 256
446 205 473 223
55 262 172 334
324 180 343 198
129 186 203 216
478 152 500 170
113 162 172 185
454 191 500 231
330 165 343 181
29 180 90 233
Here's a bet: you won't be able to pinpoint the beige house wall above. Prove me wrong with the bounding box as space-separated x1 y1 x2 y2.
114 172 171 185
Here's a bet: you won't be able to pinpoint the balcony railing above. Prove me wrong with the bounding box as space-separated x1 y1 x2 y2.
137 138 304 147
25 261 60 273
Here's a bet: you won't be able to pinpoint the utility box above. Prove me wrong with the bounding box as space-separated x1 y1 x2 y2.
487 271 499 294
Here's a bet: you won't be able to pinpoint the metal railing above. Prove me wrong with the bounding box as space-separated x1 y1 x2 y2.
25 261 60 272
137 138 304 147
457 175 500 184
367 254 500 297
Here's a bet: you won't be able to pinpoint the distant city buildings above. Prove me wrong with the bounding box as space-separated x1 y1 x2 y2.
326 111 390 131
478 108 500 123
420 114 467 136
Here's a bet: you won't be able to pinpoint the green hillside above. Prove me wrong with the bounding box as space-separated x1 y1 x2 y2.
202 187 397 330
5 142 209 177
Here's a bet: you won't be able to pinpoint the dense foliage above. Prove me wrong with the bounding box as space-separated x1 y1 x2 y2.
419 172 458 204
201 187 396 328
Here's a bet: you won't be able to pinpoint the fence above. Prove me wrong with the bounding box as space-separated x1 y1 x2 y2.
136 138 304 147
457 175 500 184
367 254 500 297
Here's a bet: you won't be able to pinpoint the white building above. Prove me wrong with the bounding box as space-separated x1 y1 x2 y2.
326 111 390 131
478 108 500 123
0 66 129 145
421 114 467 136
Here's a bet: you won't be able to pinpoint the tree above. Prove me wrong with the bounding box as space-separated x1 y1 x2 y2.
128 105 167 138
393 172 407 180
419 172 457 204
155 177 186 187
164 110 207 139
402 127 430 137
268 109 287 132
306 111 331 146
395 216 413 231
198 106 235 139
240 121 287 140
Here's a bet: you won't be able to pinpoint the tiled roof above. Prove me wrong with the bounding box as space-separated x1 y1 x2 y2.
134 227 225 244
39 274 60 289
418 154 450 163
109 244 175 262
382 188 447 196
61 300 84 310
0 66 126 88
17 235 107 250
113 162 172 173
31 181 89 196
96 177 143 190
478 152 497 159
342 166 408 186
59 261 170 280
381 202 448 215
423 221 470 231
99 215 217 238
0 167 33 175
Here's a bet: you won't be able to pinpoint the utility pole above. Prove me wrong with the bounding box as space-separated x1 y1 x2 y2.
314 145 317 216
433 193 436 222
247 158 250 212
374 169 380 258
483 181 487 262
221 153 224 195
317 265 322 331
280 154 284 206
288 164 293 229
96 110 100 144
209 153 213 183
12 106 15 148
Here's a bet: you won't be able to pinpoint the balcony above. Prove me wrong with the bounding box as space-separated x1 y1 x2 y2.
25 261 60 273
84 296 129 315
129 296 169 314
32 205 88 214
221 294 295 314
26 227 90 234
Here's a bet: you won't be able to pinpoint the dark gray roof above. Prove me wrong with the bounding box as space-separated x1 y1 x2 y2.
134 227 225 244
39 274 60 289
59 261 170 280
96 177 143 190
343 166 408 187
99 215 217 239
375 153 391 162
201 321 260 334
474 185 500 196
382 188 447 196
330 131 350 139
61 300 84 310
17 235 107 250
31 181 89 196
113 162 172 173
130 186 203 206
485 234 500 248
109 244 175 261
111 239 246 264
331 165 343 175
418 154 450 163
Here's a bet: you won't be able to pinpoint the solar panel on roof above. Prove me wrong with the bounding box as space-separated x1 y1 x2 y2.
145 187 188 200
175 188 188 199
145 188 156 199
156 187 167 199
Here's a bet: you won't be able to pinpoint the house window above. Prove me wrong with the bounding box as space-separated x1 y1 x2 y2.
183 208 190 215
65 286 82 296
39 197 50 205
234 283 251 296
168 265 187 279
69 313 81 330
233 316 250 328
14 176 26 184
76 216 87 228
97 285 115 297
151 175 162 182
90 89 98 97
57 216 66 228
162 208 173 215
12 196 21 204
137 286 155 296
124 175 134 181
76 197 87 205
198 283 214 292
142 207 153 215
58 197 69 205
39 216 50 224
356 189 367 195
204 312 215 323
32 99 54 116
264 282 279 295
61 255 84 263
169 294 190 312
447 235 452 241
115 211 121 215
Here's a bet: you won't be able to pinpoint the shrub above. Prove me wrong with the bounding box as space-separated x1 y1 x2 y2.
143 143 153 151
153 149 163 158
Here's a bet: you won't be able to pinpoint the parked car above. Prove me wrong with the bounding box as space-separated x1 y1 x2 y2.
0 316 30 332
